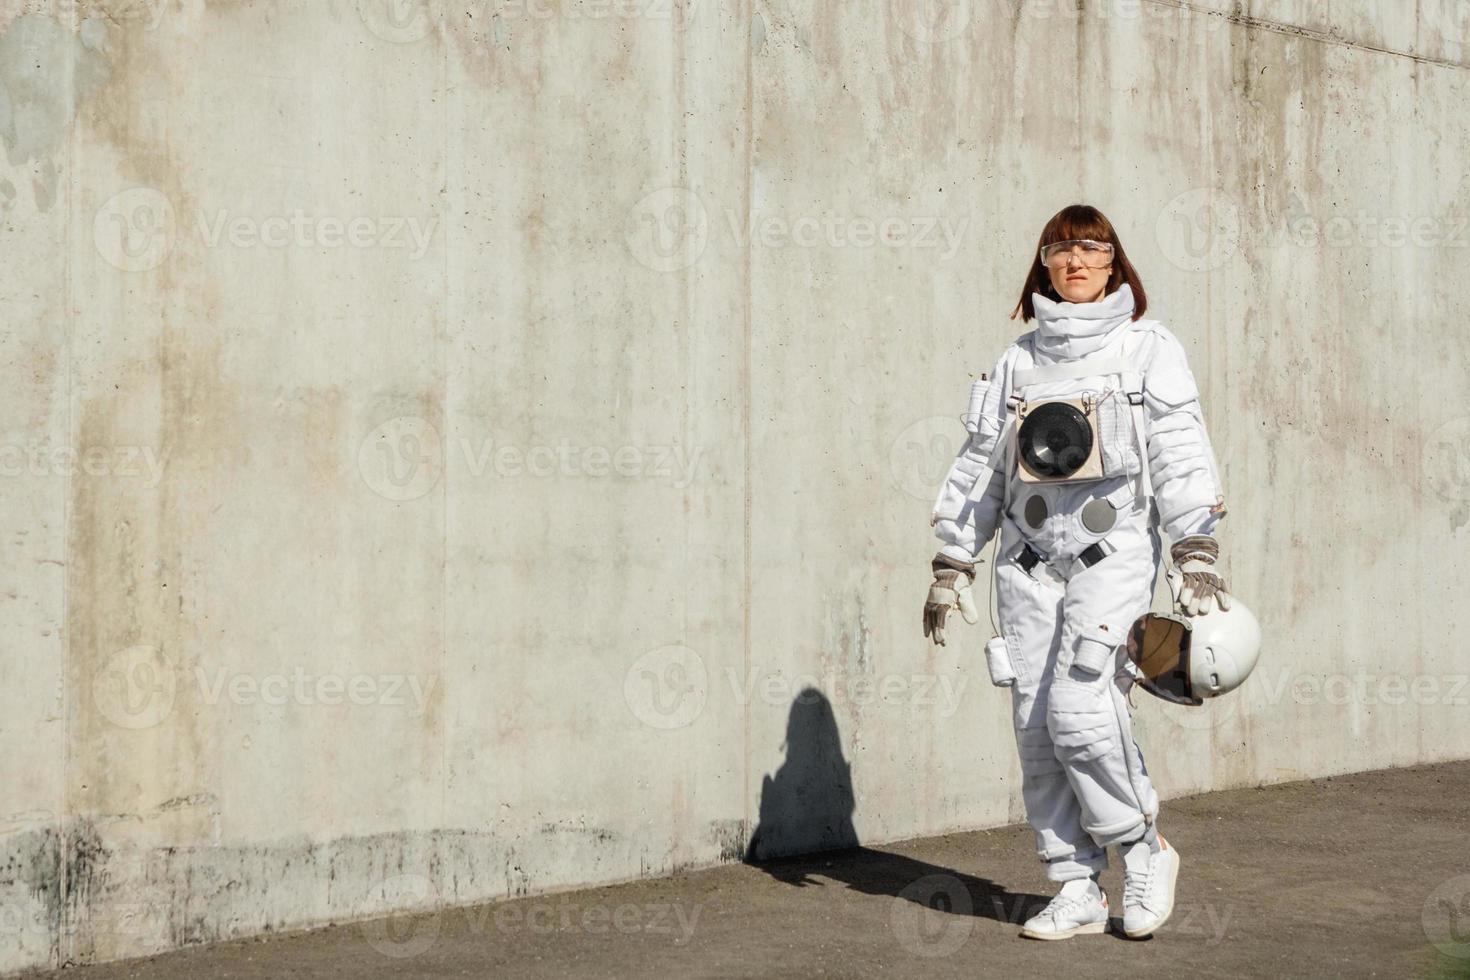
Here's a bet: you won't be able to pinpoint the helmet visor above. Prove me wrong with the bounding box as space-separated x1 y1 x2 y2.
1127 614 1202 707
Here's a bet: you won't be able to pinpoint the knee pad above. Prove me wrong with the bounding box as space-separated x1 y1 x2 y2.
1046 682 1118 766
1016 725 1061 775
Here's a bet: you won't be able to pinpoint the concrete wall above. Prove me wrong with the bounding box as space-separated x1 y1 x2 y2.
2 0 1467 971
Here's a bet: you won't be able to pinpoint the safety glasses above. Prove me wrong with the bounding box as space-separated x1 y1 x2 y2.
1039 239 1115 269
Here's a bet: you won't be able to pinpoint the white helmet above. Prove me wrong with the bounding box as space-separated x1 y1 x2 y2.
1126 566 1262 706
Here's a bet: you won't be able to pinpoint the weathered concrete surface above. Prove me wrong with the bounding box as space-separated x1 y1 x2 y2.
2 0 1469 973
12 762 1470 979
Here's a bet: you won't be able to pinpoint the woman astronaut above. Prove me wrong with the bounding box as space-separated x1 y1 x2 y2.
922 204 1231 940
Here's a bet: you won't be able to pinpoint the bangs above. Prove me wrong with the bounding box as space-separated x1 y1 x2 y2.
1012 203 1145 322
1041 209 1112 247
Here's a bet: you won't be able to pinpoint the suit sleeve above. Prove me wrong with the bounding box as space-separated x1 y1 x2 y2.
1141 333 1226 541
931 350 1013 564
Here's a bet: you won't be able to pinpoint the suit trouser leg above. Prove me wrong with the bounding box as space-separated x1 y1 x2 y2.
995 518 1107 882
1047 528 1162 850
996 516 1163 882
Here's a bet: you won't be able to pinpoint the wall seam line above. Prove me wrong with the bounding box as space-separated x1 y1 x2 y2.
59 2 77 968
440 16 450 862
1137 0 1470 71
741 0 755 850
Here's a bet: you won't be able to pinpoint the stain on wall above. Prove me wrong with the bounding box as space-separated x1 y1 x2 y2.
0 13 111 210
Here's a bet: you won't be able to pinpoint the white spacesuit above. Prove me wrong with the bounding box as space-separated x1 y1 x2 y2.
929 282 1226 910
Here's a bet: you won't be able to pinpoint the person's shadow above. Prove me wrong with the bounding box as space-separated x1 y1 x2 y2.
744 688 1047 925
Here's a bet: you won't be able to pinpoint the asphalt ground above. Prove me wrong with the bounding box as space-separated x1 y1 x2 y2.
19 761 1470 979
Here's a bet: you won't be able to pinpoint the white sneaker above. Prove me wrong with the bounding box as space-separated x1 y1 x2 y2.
1019 877 1109 940
1122 834 1180 938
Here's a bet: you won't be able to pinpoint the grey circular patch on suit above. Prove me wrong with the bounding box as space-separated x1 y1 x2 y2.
1081 497 1118 534
1024 494 1048 528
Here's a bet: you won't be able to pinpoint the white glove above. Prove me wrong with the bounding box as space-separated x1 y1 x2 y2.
923 555 981 646
1170 534 1232 616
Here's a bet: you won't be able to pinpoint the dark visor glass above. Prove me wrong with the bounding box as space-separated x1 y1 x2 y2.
1127 615 1202 707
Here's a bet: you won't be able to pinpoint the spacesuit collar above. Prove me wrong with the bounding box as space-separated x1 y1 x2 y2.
1030 282 1136 361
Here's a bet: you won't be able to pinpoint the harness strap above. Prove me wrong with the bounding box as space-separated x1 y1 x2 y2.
964 411 1018 504
1010 355 1132 388
1123 369 1155 513
999 396 1022 514
1013 537 1119 583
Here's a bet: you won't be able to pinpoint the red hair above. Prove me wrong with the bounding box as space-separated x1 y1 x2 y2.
1010 204 1148 322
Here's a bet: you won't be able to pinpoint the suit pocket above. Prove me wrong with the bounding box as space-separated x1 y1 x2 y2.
1097 388 1141 478
1071 623 1120 676
985 634 1018 687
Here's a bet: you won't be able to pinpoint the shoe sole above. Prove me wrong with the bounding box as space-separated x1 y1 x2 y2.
1123 843 1180 939
1020 921 1107 941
